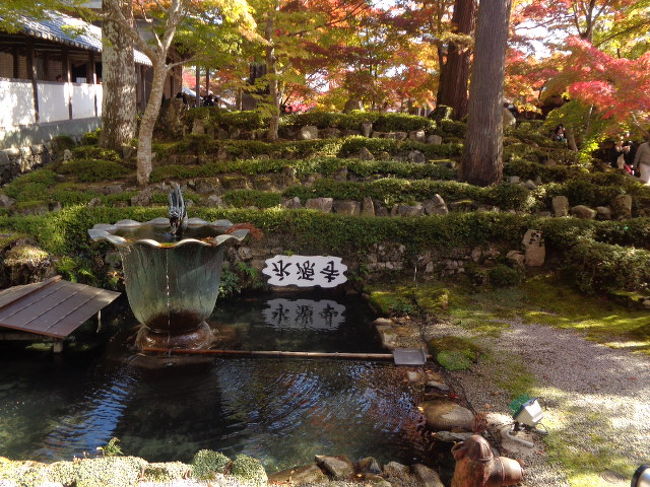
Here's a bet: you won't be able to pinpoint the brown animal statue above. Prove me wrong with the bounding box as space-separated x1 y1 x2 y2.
451 435 523 487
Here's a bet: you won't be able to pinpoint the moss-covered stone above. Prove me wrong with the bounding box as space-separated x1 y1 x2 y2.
191 449 230 480
230 454 268 487
142 461 192 481
75 456 147 487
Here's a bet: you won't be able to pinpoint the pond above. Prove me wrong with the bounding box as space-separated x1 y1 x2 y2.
0 291 427 472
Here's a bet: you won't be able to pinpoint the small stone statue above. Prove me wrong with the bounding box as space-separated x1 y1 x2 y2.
168 183 187 238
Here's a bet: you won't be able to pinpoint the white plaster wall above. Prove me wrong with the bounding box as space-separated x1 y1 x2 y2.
0 80 36 129
71 83 96 119
95 84 103 117
37 82 69 123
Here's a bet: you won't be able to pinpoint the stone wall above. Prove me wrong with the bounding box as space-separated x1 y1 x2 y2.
0 142 54 186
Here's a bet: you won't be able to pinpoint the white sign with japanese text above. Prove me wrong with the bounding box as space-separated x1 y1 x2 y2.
262 255 348 288
262 299 346 330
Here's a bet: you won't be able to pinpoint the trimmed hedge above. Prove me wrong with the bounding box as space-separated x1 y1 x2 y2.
283 178 533 210
184 109 435 133
149 157 456 183
154 135 462 161
57 159 131 182
71 145 122 162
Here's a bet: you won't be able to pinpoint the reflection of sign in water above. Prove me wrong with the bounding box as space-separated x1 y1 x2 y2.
262 299 346 330
262 256 347 288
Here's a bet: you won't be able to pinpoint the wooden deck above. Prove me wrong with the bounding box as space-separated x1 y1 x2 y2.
0 276 120 339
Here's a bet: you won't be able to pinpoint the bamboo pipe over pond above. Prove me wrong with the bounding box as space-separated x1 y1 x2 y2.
142 347 431 361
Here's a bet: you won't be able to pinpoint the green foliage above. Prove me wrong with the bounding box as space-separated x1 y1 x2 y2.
50 183 101 206
223 189 282 208
488 264 523 287
434 119 466 138
97 437 123 457
2 170 57 201
283 178 531 210
338 136 462 159
72 145 122 162
191 450 230 480
51 135 76 153
81 129 101 145
428 336 481 371
150 157 456 183
230 454 268 487
57 159 130 182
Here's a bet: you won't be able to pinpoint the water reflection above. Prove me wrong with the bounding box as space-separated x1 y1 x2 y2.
262 299 346 330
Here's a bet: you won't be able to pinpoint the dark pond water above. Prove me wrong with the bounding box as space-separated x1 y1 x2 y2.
0 292 427 472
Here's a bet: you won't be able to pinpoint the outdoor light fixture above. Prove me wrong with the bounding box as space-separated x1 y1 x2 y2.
632 465 650 487
512 397 543 431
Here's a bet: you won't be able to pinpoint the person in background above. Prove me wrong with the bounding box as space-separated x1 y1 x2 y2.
609 139 625 169
633 135 650 184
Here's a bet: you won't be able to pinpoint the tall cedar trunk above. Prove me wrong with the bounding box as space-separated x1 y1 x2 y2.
437 0 475 120
265 8 279 141
459 0 512 186
100 0 136 150
137 61 168 185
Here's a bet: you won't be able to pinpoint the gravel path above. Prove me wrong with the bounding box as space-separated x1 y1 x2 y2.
431 320 650 487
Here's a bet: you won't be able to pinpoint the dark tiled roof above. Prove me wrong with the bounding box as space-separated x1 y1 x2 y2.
18 10 152 66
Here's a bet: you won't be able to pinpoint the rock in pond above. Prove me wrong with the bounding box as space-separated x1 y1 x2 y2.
315 455 354 480
269 464 327 485
422 400 474 431
412 463 444 487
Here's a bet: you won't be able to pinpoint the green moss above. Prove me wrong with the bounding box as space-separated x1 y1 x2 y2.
2 170 57 202
142 462 192 481
488 264 523 287
191 450 230 480
48 461 79 485
57 159 130 182
428 336 481 371
230 454 268 487
71 145 121 162
75 457 146 487
0 458 48 487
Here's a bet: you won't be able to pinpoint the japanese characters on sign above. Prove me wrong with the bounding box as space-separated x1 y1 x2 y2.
262 255 348 288
262 299 346 330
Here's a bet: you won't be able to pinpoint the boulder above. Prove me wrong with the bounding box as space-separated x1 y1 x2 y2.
305 197 334 213
506 250 525 268
269 464 327 485
207 195 224 207
361 197 376 217
377 151 391 160
422 400 474 431
0 194 15 208
333 200 361 216
409 130 426 142
508 176 520 184
299 125 319 140
389 131 408 140
408 150 426 163
431 431 473 443
524 179 537 190
570 205 597 219
333 167 348 182
411 464 444 487
552 195 569 217
521 229 545 267
544 158 558 167
426 134 443 145
611 194 632 219
503 107 516 127
191 118 206 135
361 122 373 137
237 247 253 261
396 204 424 217
357 457 382 475
194 179 217 194
383 461 411 478
62 149 73 162
423 195 448 215
315 455 354 480
130 187 154 206
596 206 612 220
320 128 341 139
282 197 302 209
358 147 375 160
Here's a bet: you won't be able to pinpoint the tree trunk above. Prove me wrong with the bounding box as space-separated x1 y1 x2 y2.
437 0 475 120
459 0 511 186
265 7 280 141
100 0 136 150
137 61 168 185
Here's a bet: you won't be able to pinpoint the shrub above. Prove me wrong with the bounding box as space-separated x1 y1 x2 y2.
338 136 462 159
223 189 282 208
191 450 230 480
2 170 57 201
57 159 130 182
434 119 466 138
489 264 523 287
72 145 121 162
81 129 101 145
230 455 268 487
